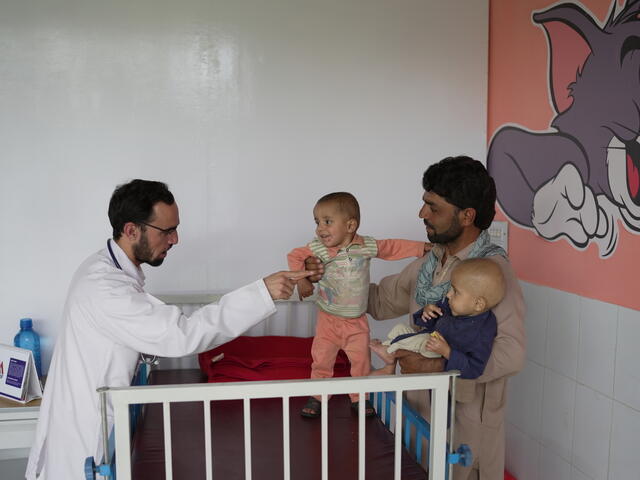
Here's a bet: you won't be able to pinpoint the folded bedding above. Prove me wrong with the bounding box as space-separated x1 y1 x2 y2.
198 335 352 382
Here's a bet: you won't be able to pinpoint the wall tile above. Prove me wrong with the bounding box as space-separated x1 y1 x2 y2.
609 401 640 480
614 307 640 411
507 360 544 441
577 298 618 397
521 282 549 365
504 289 638 480
541 369 576 462
571 385 612 480
540 445 572 480
506 424 540 480
546 289 580 380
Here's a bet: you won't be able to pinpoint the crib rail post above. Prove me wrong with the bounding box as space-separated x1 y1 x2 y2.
113 392 133 480
243 398 252 480
321 393 329 480
162 402 174 479
448 376 457 480
99 387 110 468
357 390 366 480
429 379 448 480
282 396 291 480
394 389 403 479
203 400 213 480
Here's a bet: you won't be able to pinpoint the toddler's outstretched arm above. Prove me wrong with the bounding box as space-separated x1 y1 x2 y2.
375 239 431 260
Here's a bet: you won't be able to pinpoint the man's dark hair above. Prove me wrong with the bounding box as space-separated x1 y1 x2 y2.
422 156 497 230
316 192 360 227
108 179 175 240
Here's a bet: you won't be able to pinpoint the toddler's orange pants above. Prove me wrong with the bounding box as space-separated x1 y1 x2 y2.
310 309 371 402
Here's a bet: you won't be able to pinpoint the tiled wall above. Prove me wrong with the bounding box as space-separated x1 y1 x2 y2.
506 282 640 480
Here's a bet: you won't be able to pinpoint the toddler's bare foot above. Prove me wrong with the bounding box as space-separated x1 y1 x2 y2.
369 339 396 365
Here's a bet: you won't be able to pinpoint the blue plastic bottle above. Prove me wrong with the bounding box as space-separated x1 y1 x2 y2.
14 318 42 378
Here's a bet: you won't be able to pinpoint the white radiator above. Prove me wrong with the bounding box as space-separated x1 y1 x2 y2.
153 293 317 369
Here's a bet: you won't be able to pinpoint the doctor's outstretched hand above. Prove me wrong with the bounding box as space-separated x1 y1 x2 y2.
263 270 316 300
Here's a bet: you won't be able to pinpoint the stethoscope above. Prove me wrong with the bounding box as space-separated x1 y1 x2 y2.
107 240 159 367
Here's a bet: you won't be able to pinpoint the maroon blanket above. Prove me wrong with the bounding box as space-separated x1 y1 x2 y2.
198 336 352 382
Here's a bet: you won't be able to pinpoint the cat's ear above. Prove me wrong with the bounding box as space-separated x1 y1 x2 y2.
533 5 600 114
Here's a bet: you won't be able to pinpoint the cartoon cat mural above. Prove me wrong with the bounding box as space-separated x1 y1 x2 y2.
487 0 640 257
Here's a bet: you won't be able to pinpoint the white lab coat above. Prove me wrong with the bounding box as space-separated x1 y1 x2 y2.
25 241 276 480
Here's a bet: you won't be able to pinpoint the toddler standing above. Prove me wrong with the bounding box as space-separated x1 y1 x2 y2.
288 192 428 417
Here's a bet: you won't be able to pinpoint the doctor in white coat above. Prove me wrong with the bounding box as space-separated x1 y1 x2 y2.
26 179 310 480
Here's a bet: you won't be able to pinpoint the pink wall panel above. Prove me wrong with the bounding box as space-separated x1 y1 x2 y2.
488 0 639 309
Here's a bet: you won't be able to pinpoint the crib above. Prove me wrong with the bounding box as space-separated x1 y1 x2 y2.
84 294 472 480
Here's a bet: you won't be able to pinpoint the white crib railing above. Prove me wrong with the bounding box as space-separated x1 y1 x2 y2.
154 293 317 338
103 372 455 480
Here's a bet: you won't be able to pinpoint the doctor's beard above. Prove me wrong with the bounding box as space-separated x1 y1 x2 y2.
133 232 165 267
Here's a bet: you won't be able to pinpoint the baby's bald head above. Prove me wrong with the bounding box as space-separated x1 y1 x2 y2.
449 258 506 315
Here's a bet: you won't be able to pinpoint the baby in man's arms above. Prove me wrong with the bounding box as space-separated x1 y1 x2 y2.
370 257 505 379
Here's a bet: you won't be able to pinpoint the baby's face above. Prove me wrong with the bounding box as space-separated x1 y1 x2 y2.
313 202 355 249
445 271 479 317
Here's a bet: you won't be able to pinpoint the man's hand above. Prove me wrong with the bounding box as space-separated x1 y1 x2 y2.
263 271 314 300
297 277 315 300
395 349 445 374
303 256 324 282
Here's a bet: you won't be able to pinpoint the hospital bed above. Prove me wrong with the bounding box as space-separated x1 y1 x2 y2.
85 295 472 480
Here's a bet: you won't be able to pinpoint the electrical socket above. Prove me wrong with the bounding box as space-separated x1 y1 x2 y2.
488 221 508 253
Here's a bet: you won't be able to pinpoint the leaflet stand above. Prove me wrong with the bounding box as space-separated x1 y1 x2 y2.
0 344 43 403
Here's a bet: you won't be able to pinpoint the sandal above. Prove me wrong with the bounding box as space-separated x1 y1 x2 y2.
351 399 375 417
301 396 321 418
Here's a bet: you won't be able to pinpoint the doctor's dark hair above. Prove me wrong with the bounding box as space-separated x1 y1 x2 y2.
108 179 175 240
422 156 497 230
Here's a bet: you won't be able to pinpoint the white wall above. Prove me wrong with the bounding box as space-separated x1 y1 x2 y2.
0 0 488 372
506 283 640 480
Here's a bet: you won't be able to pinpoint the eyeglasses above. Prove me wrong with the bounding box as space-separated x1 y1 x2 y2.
139 221 178 236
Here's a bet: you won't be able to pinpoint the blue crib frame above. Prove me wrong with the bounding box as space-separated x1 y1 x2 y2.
84 362 148 480
370 391 472 473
